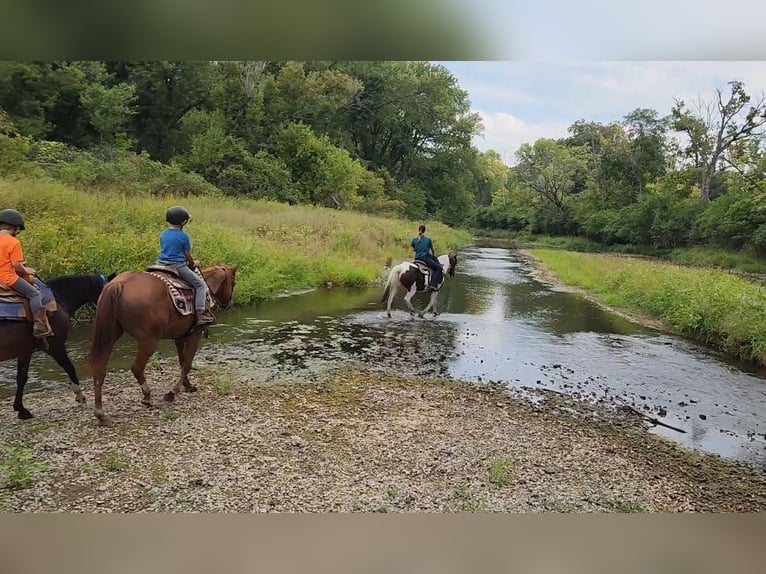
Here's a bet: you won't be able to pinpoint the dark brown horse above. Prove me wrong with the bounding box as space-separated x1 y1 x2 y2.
1 272 115 419
85 264 238 425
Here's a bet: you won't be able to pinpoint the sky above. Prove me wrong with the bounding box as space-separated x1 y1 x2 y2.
437 61 766 165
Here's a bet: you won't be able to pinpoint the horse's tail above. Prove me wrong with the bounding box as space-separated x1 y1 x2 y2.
85 282 123 373
380 266 398 304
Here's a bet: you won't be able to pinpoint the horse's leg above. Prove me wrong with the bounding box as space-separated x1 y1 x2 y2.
419 291 438 318
173 335 199 394
386 283 399 318
46 341 85 404
165 330 202 403
13 353 33 420
403 284 419 318
92 327 123 426
131 338 160 408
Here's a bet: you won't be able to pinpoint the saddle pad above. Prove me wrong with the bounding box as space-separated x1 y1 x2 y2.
146 267 214 316
147 272 196 316
0 278 58 321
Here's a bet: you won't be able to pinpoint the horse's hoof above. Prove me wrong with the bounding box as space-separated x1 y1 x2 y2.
418 313 424 318
75 393 86 404
141 399 152 408
163 391 176 403
183 383 198 393
95 413 113 427
17 408 33 420
387 313 392 319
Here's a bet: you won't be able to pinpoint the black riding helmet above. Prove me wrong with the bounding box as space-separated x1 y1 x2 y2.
0 209 25 230
166 205 191 226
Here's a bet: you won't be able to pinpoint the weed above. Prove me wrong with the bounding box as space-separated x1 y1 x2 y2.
102 449 125 472
487 457 513 487
0 445 47 490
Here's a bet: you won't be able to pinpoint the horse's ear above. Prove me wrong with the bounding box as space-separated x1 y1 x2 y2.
231 264 239 273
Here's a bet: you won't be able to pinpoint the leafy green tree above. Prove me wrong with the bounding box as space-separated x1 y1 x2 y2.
671 80 766 201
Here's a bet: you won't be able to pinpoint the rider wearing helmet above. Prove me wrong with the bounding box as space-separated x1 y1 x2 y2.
0 209 54 338
157 206 215 326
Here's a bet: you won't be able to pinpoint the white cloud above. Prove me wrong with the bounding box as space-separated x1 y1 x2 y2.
474 110 570 164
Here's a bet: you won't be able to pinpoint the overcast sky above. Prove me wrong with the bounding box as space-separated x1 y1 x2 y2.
436 61 766 165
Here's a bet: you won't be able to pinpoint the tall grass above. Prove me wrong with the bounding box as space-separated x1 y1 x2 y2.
530 249 766 365
1 178 471 304
508 234 766 274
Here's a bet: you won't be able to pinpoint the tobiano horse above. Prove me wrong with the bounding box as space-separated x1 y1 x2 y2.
85 264 238 425
0 272 116 419
381 252 458 318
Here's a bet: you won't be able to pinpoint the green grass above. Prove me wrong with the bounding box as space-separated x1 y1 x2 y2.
0 445 47 490
1 178 471 304
494 232 766 275
487 457 513 487
667 247 766 274
530 249 766 365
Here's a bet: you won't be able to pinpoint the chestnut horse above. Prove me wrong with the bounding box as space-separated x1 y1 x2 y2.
85 264 238 425
1 272 115 419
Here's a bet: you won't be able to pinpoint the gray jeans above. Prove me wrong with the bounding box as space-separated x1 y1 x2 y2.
158 261 209 312
11 278 43 313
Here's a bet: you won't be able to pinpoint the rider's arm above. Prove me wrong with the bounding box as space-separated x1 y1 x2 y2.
12 260 34 276
184 249 198 269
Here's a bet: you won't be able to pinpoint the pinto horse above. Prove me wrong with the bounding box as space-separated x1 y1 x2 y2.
85 264 238 425
382 252 458 318
0 272 115 419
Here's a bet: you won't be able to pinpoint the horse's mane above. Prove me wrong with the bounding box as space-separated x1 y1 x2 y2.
45 273 101 291
44 273 103 310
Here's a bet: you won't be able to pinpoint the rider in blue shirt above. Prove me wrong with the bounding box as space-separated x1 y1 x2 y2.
157 206 215 326
411 225 443 290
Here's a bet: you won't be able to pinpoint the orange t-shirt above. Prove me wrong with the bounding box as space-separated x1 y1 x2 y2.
0 233 24 286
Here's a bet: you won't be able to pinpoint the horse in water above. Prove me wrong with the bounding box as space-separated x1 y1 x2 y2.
382 252 458 318
0 272 115 419
85 264 238 425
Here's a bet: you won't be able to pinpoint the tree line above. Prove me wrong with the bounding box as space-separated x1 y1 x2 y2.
2 61 765 256
477 80 766 255
0 60 493 226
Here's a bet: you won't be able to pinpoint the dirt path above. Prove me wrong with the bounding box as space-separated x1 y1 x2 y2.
2 365 764 512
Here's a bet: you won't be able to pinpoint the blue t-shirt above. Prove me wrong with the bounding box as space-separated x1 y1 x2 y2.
411 235 433 259
158 228 191 264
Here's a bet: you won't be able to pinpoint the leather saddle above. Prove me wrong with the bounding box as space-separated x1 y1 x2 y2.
410 260 440 291
145 265 213 316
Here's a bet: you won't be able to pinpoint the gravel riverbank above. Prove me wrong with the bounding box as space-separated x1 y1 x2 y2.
2 365 764 512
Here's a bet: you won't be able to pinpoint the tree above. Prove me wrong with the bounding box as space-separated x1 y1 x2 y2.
515 139 587 212
671 80 766 201
79 63 137 146
622 108 668 195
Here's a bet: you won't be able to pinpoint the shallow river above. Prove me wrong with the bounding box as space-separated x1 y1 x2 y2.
3 241 766 466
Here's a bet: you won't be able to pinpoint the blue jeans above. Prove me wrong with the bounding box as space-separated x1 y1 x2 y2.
158 261 209 312
11 278 43 313
417 254 443 286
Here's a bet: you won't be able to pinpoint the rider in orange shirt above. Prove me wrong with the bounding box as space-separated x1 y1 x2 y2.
0 209 53 338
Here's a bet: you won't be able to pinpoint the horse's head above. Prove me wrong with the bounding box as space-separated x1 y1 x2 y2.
202 264 239 310
447 251 458 277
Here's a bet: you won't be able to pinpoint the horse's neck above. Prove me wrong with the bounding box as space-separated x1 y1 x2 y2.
49 278 98 315
437 254 449 267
